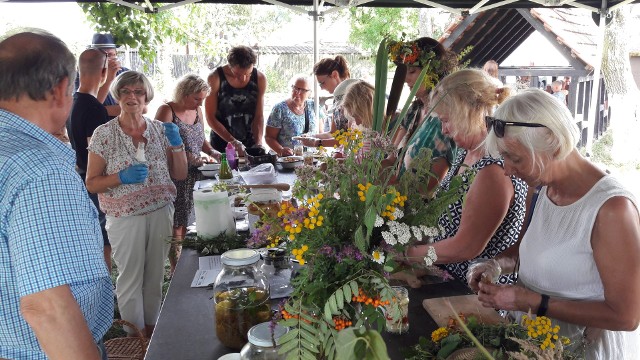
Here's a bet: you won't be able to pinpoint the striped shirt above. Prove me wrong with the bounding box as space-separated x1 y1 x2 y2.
0 109 113 359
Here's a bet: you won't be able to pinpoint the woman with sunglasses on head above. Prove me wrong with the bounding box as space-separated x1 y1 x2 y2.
403 69 527 287
265 75 321 157
469 89 640 359
86 71 188 338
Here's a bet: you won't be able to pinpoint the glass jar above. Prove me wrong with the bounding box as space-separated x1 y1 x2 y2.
214 249 271 350
260 249 293 299
239 322 288 360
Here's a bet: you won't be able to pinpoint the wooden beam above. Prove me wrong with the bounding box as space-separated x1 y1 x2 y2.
517 9 587 70
499 67 587 76
442 13 479 49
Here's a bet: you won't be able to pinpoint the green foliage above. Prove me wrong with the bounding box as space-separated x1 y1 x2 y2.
179 232 247 255
336 327 391 360
372 38 388 132
348 8 419 53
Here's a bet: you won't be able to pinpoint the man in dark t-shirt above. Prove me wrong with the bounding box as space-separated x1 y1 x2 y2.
69 48 112 269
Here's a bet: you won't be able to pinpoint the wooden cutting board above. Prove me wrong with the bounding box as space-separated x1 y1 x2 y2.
423 295 507 328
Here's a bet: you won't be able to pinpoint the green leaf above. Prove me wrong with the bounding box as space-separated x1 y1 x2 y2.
350 281 359 298
278 328 300 345
329 295 338 314
300 329 321 346
437 334 462 359
343 283 354 299
300 349 317 360
300 319 317 334
364 207 376 236
336 288 345 309
280 318 302 327
355 226 366 252
372 38 389 132
280 338 300 356
324 302 333 322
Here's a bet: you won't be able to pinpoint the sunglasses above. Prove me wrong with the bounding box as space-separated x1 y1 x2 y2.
485 116 546 138
291 85 311 93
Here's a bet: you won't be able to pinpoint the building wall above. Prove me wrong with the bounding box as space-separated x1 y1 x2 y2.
630 55 640 90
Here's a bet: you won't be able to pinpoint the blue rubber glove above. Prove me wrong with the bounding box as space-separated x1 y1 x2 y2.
163 122 183 147
118 163 148 184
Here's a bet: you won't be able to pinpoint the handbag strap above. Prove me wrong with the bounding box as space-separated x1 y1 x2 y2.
303 101 310 134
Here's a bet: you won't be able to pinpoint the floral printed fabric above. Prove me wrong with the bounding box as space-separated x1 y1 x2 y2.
400 115 456 175
88 117 177 217
267 100 319 148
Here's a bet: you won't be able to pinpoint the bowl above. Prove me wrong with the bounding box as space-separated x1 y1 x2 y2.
198 163 220 177
277 156 304 169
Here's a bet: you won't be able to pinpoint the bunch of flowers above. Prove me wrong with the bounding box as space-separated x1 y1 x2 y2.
403 314 579 360
248 127 464 359
387 36 442 91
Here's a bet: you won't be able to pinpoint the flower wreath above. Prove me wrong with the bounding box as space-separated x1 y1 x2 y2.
387 38 444 90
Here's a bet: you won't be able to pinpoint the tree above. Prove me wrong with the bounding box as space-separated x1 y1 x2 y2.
348 8 420 53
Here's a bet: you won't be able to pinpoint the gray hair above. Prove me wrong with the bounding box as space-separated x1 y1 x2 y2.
485 88 579 164
173 74 209 102
0 28 76 101
110 71 154 104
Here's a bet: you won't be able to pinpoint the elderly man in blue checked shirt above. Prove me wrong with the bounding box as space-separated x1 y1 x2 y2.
0 29 113 359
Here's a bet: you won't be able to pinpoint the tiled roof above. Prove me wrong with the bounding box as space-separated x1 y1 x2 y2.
253 42 365 55
530 8 598 68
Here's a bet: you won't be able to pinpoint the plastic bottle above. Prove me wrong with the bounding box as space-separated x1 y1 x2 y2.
219 154 233 180
226 142 238 170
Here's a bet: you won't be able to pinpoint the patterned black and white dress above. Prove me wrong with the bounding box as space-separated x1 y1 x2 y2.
434 148 527 285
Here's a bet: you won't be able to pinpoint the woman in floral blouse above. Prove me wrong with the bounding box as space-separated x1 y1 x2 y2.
86 71 187 338
265 76 320 156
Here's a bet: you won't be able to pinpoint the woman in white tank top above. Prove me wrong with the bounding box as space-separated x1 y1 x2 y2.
469 89 640 360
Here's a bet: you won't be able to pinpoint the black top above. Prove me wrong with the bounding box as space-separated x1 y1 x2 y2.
210 66 259 152
69 92 109 177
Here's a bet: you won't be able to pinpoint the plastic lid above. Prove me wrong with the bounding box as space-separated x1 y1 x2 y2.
221 248 260 266
247 322 288 347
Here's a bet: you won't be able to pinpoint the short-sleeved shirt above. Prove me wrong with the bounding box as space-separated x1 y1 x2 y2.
400 115 456 175
267 100 319 148
88 117 177 217
69 92 109 175
74 67 129 120
0 109 113 359
210 66 259 152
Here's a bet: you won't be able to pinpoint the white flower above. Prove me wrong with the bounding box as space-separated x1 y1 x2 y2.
423 246 438 266
397 231 411 245
372 250 385 264
393 208 404 219
374 215 384 228
382 231 397 245
411 226 422 240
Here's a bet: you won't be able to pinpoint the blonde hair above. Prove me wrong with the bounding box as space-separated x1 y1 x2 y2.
173 74 209 102
430 68 510 138
342 81 375 128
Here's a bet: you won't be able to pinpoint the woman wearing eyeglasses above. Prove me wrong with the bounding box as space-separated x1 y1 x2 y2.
469 89 640 359
86 71 187 338
403 69 527 287
265 76 320 157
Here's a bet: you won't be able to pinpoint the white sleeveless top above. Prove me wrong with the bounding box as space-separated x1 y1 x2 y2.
516 175 640 359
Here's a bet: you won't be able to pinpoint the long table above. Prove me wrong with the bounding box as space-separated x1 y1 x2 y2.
145 248 472 360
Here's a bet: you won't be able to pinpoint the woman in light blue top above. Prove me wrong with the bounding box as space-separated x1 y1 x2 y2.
265 76 320 156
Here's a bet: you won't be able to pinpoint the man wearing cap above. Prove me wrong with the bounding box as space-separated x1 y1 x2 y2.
79 33 129 119
0 29 112 359
69 47 113 271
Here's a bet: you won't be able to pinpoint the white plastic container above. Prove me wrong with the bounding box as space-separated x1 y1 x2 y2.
193 189 236 238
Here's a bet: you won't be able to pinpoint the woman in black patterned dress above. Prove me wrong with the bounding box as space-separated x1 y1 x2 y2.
405 69 527 285
155 74 221 274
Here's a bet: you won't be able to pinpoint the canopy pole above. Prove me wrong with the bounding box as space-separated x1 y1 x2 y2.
584 1 607 154
313 0 320 127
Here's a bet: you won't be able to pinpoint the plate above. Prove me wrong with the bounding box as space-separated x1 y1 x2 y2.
277 156 304 169
198 163 220 178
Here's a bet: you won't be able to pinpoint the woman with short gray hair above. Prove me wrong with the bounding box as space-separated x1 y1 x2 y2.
86 71 187 338
472 89 640 359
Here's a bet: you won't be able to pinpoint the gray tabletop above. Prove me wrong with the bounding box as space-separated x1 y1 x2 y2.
145 167 473 359
145 248 472 360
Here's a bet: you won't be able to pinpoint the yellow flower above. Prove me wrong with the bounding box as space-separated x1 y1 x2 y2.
301 245 309 252
299 259 306 266
431 327 449 342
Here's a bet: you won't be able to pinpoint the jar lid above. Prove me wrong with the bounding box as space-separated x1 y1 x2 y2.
247 322 288 347
221 249 260 266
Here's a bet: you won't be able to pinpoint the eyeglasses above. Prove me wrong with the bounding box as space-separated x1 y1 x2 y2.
119 89 146 97
485 116 547 138
291 85 311 93
317 77 329 87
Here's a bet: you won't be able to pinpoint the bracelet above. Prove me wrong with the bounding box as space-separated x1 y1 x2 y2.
170 144 185 153
537 294 550 317
423 246 437 266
